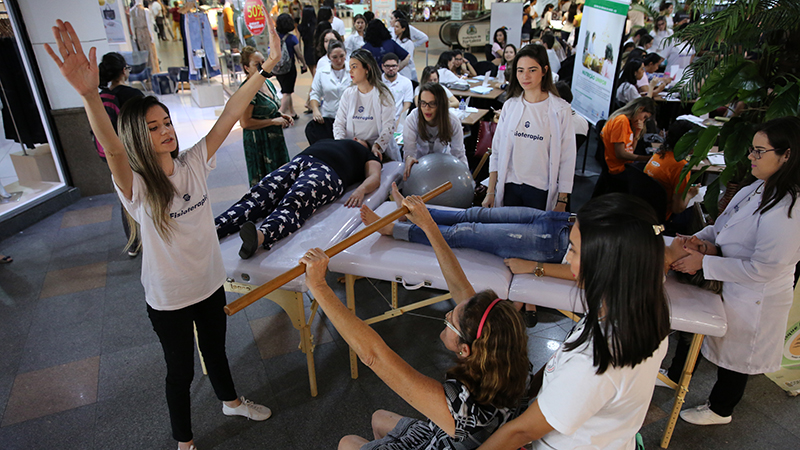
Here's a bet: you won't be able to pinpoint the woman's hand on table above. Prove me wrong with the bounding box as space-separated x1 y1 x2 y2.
344 187 366 208
403 156 418 180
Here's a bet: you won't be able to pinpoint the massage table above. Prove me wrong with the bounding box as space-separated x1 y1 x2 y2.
219 162 404 396
328 207 726 448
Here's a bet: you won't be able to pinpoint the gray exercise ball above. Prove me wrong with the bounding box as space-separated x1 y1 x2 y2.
402 153 475 208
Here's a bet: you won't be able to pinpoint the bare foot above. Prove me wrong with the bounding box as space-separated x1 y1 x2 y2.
257 229 265 247
390 182 404 209
360 205 394 236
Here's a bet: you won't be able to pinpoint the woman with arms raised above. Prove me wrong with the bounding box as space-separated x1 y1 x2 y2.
478 194 671 449
44 17 278 450
301 194 533 450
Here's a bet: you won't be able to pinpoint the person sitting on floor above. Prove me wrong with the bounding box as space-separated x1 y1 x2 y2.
215 139 381 259
301 193 534 450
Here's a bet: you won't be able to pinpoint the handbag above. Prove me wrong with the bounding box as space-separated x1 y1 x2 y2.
472 120 497 205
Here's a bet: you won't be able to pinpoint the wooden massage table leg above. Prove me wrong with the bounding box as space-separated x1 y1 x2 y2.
225 281 319 397
660 333 704 449
346 274 359 380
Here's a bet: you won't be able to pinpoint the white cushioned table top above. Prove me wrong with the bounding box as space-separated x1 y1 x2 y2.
220 162 404 293
508 237 727 337
328 202 513 298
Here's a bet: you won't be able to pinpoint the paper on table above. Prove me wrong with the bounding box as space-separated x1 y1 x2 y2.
470 86 493 95
708 154 726 165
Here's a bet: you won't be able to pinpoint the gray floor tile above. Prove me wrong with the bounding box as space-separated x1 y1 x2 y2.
93 386 174 449
97 342 165 402
0 404 96 450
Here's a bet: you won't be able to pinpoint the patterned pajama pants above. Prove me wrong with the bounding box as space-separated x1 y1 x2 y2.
215 155 344 249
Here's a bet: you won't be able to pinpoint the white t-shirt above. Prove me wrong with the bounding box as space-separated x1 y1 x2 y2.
345 33 364 56
572 110 589 137
616 82 641 106
546 48 561 77
331 15 346 36
382 73 414 122
353 90 380 145
437 67 462 85
150 1 162 17
533 318 668 450
394 37 417 81
507 98 551 191
114 139 225 311
402 109 467 166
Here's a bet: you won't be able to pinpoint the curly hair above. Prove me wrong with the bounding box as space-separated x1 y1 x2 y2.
315 28 342 61
446 291 530 409
364 18 391 47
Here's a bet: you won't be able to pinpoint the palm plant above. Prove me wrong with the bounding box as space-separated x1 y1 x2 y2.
670 0 800 218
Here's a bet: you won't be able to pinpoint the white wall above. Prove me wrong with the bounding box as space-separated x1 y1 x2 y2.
20 0 116 110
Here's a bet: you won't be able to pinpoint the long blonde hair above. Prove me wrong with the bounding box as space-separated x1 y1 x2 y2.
349 49 394 107
117 96 180 249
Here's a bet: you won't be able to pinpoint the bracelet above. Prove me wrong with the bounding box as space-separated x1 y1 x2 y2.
257 67 270 78
486 192 495 195
557 199 568 204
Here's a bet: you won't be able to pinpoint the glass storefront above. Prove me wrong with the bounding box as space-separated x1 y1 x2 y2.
0 0 68 220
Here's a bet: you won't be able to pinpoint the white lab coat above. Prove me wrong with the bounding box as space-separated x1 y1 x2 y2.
309 65 351 118
333 85 399 161
696 180 800 374
489 94 576 210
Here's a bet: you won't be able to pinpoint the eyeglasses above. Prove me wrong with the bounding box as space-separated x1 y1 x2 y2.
124 65 131 70
383 64 398 69
444 310 466 341
419 100 437 109
748 146 782 160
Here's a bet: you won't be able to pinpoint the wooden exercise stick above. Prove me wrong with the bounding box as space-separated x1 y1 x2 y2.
224 181 453 315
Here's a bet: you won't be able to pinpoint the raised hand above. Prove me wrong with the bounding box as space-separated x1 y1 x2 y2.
43 20 98 97
261 8 282 73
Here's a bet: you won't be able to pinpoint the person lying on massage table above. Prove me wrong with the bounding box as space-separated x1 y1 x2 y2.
216 138 382 259
363 188 721 292
300 195 535 450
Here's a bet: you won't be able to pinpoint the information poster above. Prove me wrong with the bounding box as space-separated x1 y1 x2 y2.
452 0 463 21
571 0 630 125
372 0 396 26
98 0 126 44
490 3 523 49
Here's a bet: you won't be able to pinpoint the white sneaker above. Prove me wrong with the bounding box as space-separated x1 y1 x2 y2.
655 368 675 390
177 445 196 450
679 402 732 425
222 396 272 421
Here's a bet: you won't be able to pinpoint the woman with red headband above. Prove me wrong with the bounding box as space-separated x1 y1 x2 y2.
301 194 532 450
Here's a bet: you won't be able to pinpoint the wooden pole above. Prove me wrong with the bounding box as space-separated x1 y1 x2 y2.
224 181 453 315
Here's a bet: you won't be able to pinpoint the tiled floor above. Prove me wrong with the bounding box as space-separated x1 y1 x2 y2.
0 38 798 450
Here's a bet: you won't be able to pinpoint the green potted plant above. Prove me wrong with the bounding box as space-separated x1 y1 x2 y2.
670 0 800 218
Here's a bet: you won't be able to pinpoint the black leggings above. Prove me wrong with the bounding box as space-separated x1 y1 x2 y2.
147 286 237 442
667 332 749 417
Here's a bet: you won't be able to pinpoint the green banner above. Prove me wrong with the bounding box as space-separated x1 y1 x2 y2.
585 0 630 16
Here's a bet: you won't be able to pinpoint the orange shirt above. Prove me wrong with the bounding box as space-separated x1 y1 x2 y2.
602 115 635 175
644 150 689 220
223 6 235 33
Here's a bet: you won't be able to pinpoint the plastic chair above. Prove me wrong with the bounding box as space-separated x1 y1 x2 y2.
463 52 479 69
121 51 151 92
474 61 498 77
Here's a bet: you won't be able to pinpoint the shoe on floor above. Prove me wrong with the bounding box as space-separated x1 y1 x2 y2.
177 445 196 450
655 368 675 390
222 396 272 421
680 402 731 425
523 309 538 328
238 222 259 259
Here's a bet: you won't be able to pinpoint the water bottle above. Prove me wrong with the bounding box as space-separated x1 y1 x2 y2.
459 98 466 112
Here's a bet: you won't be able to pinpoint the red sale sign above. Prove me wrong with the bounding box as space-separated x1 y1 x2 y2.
244 0 267 35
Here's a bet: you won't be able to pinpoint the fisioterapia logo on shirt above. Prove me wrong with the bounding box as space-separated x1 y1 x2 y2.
514 130 544 141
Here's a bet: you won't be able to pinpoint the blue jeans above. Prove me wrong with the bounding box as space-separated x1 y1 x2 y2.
393 207 572 263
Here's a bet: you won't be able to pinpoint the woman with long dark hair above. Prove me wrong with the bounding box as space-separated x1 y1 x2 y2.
333 49 399 161
298 5 317 75
345 13 367 56
302 194 532 450
362 18 409 69
402 83 466 179
667 117 800 425
314 27 343 72
478 194 671 449
485 44 576 212
274 13 307 119
393 17 417 81
615 59 663 106
491 28 508 65
45 18 278 450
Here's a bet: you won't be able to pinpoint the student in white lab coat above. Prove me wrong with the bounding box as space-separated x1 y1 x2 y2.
477 194 671 450
334 49 399 161
484 44 576 212
667 116 800 425
305 41 349 145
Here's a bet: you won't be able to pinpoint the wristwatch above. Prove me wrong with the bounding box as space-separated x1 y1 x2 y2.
258 67 270 78
534 262 545 278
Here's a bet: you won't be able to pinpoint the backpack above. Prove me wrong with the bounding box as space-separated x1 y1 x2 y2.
271 34 294 75
93 88 121 159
